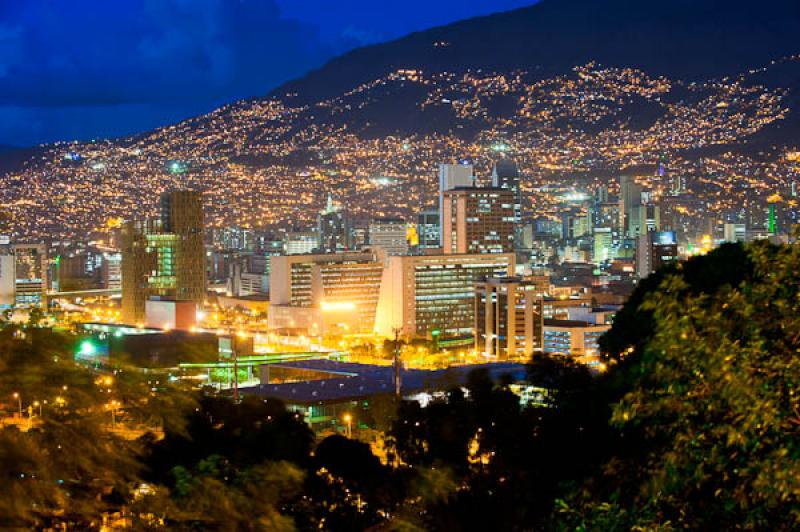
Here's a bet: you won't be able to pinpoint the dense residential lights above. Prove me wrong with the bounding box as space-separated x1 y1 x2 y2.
0 2 799 529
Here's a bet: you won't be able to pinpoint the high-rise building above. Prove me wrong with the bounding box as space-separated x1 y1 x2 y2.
0 244 16 308
11 243 48 308
375 253 515 338
121 220 173 325
160 190 206 303
592 227 614 264
369 218 409 257
317 194 351 253
492 158 522 225
100 251 122 289
475 277 544 359
268 252 384 335
636 231 678 279
441 187 516 254
416 210 441 250
627 204 661 238
619 175 643 234
438 163 474 237
121 190 206 325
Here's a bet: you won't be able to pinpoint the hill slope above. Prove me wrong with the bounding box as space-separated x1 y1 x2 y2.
1 0 800 240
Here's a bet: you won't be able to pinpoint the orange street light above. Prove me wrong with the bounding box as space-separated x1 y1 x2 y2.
12 392 21 417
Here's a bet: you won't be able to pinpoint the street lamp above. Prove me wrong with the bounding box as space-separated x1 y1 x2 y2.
343 413 352 438
108 400 120 427
12 392 21 418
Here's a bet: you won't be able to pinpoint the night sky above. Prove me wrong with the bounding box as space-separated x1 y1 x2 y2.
0 0 534 147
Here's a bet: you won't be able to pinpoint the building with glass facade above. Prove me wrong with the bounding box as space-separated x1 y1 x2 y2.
121 190 206 325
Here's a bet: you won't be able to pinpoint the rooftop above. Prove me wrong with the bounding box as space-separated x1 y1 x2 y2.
241 360 525 404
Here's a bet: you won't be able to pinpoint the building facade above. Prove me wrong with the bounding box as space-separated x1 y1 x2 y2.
12 243 48 308
268 253 384 335
375 253 515 338
441 187 516 254
475 277 544 359
317 195 352 253
542 319 610 358
369 218 409 257
121 190 206 325
416 210 441 250
438 163 474 237
492 158 522 227
636 231 679 279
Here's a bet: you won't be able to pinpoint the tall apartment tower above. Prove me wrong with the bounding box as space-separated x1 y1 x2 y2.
161 190 206 302
492 158 522 225
438 163 474 237
442 187 516 254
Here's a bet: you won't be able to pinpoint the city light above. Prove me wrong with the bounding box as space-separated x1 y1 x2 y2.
320 301 357 312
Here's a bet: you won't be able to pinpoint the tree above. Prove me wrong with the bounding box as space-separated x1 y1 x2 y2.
0 328 147 528
561 240 800 529
145 395 314 484
599 242 756 359
26 307 44 328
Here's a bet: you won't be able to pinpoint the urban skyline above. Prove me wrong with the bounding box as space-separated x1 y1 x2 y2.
1 0 800 529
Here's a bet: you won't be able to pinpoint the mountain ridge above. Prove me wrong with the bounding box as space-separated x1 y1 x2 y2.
272 0 800 104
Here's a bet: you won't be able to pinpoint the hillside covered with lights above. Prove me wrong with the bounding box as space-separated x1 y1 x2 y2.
1 0 800 238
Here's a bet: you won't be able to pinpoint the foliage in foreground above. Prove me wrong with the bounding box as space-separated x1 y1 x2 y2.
3 240 800 530
561 240 800 529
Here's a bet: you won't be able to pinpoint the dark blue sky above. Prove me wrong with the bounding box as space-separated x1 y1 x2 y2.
0 0 534 147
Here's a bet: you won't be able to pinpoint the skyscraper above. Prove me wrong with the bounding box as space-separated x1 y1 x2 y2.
441 187 515 254
619 175 643 234
438 163 474 237
492 158 522 226
317 194 351 253
121 190 206 325
627 203 661 238
161 190 206 303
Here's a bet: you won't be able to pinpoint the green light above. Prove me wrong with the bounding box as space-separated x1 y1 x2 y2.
431 329 441 337
78 340 97 356
769 204 777 234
